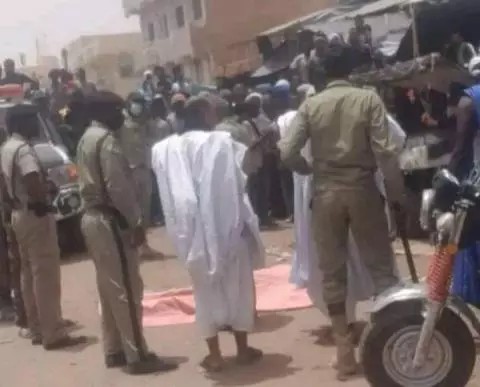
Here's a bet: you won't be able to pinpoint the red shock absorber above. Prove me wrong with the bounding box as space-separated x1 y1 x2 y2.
426 247 456 303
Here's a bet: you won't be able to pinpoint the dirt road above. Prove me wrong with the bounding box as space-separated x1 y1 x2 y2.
1 225 479 387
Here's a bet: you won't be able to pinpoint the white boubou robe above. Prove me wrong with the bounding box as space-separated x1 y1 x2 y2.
278 112 406 323
152 131 265 338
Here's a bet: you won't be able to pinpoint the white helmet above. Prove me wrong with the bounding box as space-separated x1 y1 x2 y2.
468 56 480 77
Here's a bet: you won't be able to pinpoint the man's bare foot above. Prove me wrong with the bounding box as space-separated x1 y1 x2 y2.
199 354 224 373
236 347 263 365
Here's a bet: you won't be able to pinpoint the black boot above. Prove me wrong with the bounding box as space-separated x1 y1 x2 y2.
123 353 178 375
105 352 127 368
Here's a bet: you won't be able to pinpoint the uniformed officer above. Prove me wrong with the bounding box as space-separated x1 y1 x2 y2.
279 46 405 381
0 103 86 349
119 92 163 259
77 91 177 374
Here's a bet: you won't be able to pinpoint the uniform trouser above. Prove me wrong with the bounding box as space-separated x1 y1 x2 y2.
312 185 399 307
132 167 152 228
279 168 294 218
81 211 148 363
0 222 10 305
11 210 64 344
150 170 164 224
247 165 270 223
8 232 27 326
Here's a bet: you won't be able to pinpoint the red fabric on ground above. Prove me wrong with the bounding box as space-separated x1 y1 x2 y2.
142 264 312 328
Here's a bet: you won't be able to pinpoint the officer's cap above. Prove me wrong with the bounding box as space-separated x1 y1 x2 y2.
5 103 38 133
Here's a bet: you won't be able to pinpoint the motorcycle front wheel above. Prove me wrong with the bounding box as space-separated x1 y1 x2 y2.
361 308 475 387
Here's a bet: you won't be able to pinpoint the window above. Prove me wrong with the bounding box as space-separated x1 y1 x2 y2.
118 52 135 78
147 22 155 41
159 14 169 39
194 59 203 83
192 0 203 20
175 6 185 28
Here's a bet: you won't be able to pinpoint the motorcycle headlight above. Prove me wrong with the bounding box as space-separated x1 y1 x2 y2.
420 189 435 231
436 212 455 240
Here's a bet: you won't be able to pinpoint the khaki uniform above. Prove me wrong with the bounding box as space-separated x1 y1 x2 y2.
119 116 154 227
279 81 403 305
0 133 64 344
77 123 147 363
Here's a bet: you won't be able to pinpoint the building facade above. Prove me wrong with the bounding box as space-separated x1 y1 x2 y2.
123 0 336 83
63 32 144 96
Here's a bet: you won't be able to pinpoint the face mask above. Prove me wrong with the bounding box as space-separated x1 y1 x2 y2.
129 102 144 117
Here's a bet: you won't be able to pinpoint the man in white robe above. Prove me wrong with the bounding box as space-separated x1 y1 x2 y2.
279 86 405 340
152 97 265 372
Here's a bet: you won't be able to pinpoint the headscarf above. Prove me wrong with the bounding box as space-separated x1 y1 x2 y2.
328 33 343 47
274 79 291 91
245 92 263 104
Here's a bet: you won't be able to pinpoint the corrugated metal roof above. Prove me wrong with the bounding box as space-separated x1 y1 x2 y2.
258 10 327 38
334 0 429 19
258 7 357 38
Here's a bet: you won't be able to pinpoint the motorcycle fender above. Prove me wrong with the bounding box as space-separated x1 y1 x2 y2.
370 284 425 324
371 284 480 335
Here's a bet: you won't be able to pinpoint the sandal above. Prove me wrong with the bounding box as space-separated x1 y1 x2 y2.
199 355 224 373
236 347 263 365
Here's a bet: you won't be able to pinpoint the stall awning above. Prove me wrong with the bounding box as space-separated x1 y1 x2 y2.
335 0 431 19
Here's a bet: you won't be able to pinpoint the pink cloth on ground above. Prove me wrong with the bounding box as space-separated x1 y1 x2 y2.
142 264 312 328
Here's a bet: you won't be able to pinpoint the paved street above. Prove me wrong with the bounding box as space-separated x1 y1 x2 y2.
1 224 480 387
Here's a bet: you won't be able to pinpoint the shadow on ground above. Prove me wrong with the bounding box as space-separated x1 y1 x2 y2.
253 313 294 334
63 335 99 354
207 353 299 386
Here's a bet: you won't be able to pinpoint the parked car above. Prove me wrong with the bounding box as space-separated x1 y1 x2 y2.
0 98 84 254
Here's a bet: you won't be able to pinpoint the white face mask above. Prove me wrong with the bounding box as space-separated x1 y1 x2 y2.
130 102 144 117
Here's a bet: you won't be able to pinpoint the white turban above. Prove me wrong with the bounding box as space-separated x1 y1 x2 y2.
468 56 480 77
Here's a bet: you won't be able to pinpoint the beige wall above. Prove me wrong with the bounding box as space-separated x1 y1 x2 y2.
64 33 144 97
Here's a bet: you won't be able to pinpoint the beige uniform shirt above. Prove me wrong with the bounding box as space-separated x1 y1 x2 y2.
77 123 142 229
118 115 151 169
279 80 404 202
0 134 41 207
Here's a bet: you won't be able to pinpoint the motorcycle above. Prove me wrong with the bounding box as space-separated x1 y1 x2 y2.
360 168 480 387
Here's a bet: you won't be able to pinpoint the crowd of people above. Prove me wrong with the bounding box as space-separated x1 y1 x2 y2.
0 37 412 383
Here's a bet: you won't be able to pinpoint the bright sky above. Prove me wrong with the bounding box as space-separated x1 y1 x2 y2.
0 0 140 65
